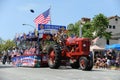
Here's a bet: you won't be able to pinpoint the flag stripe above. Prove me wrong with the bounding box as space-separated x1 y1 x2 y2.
34 8 50 27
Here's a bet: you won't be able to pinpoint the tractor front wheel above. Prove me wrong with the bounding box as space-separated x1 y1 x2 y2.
79 57 88 70
86 58 93 71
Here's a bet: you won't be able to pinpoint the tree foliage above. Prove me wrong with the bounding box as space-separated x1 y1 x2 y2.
67 22 80 37
0 39 16 53
67 13 111 40
92 13 111 39
82 22 94 39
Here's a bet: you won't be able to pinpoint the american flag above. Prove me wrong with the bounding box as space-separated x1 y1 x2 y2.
34 8 50 27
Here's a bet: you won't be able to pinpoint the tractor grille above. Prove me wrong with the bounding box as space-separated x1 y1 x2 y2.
82 40 90 52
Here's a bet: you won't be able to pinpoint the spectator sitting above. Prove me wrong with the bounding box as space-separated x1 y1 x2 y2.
115 57 120 67
106 58 111 68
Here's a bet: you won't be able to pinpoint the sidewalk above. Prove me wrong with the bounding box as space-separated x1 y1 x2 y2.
93 66 120 70
110 66 120 70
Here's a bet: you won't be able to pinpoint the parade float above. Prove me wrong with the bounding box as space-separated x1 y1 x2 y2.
11 24 66 67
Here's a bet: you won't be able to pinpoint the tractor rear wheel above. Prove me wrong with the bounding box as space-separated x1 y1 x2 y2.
47 44 61 69
79 57 88 70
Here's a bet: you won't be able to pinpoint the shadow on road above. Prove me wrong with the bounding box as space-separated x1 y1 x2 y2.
58 66 105 71
0 65 14 69
0 62 15 69
57 66 73 70
89 69 103 72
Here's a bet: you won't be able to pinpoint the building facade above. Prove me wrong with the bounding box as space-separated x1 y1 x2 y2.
81 15 120 48
97 15 120 47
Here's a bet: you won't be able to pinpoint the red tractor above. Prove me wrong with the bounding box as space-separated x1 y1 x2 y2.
47 36 93 71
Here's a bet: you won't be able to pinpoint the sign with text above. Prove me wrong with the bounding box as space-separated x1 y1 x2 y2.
38 24 66 34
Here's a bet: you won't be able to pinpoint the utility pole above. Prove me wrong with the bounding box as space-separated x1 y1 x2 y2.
79 22 83 37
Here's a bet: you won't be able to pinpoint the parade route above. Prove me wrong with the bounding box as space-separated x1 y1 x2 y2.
0 63 120 80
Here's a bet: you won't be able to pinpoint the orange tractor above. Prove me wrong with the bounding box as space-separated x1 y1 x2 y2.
47 36 93 71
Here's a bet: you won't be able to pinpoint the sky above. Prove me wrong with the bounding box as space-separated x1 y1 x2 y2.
0 0 120 40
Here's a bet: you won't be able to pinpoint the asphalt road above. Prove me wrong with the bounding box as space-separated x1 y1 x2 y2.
0 63 120 80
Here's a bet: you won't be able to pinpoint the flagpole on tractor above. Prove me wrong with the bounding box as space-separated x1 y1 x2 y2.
50 6 52 25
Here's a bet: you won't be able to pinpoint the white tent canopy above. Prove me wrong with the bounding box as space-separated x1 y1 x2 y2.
90 45 105 62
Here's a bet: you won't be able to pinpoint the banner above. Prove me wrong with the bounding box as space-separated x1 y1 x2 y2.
38 24 66 34
12 55 41 67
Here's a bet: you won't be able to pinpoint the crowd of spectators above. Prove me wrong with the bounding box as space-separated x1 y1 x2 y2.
94 49 120 69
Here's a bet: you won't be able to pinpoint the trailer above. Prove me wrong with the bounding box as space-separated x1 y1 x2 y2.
12 32 48 67
11 24 66 67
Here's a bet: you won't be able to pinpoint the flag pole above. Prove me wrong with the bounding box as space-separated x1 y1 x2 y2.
50 5 52 25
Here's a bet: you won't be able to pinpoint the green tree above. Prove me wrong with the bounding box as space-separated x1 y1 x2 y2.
0 38 5 53
92 13 111 38
92 13 111 44
0 39 16 53
0 44 4 53
67 21 80 37
4 40 16 50
67 23 74 36
67 13 111 44
82 22 94 39
67 21 94 39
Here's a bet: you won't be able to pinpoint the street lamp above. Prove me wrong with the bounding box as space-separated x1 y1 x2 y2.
22 24 35 29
